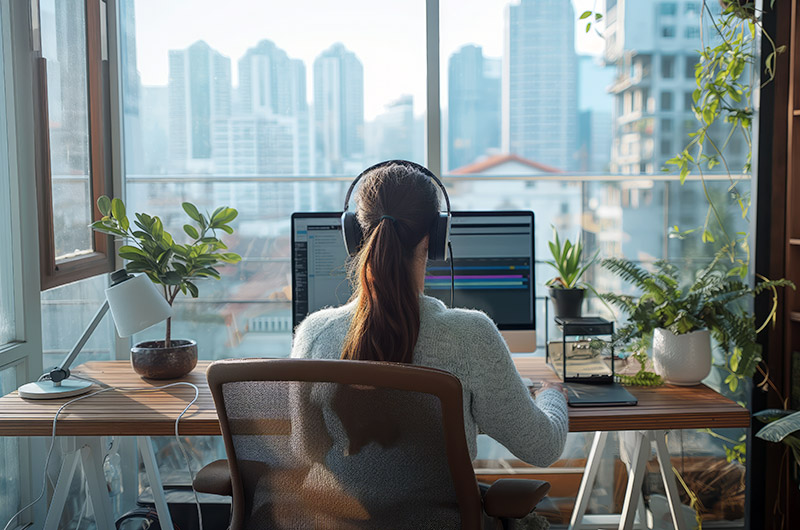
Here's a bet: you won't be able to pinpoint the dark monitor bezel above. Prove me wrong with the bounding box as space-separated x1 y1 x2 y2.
290 210 535 332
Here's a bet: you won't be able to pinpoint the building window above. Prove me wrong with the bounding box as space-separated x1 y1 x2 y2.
661 138 673 156
685 26 700 39
661 56 675 78
685 2 700 15
684 91 695 111
661 91 673 111
685 55 699 79
661 26 676 38
659 2 678 15
661 118 673 133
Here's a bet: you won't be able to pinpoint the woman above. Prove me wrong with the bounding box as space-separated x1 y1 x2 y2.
292 160 568 466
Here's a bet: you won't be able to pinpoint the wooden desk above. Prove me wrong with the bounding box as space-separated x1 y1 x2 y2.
0 358 751 530
0 358 750 436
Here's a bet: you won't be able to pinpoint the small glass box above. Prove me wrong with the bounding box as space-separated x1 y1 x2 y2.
545 316 615 383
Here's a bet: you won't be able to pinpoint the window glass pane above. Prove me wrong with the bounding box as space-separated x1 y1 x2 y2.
122 0 425 178
40 275 114 370
39 0 94 261
661 56 675 78
0 6 14 347
0 365 19 524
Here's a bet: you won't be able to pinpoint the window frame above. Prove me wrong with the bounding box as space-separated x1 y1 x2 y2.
33 0 113 291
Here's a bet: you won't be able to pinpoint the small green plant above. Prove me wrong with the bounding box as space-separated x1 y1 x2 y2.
601 253 793 392
754 408 800 486
91 196 242 346
545 228 598 289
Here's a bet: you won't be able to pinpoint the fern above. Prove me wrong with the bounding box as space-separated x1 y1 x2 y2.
600 256 795 388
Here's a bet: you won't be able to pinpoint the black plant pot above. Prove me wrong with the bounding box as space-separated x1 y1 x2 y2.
131 339 198 379
548 287 585 319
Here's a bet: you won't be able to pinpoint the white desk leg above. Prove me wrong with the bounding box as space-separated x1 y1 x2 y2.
138 436 176 530
43 438 81 530
79 436 117 530
618 431 650 530
569 431 608 530
654 430 689 530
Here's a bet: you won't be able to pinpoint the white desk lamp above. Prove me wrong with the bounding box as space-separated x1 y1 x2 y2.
18 269 172 399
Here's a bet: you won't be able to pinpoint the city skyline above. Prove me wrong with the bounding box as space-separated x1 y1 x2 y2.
132 0 605 120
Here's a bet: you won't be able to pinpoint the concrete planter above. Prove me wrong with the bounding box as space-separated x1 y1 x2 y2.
653 328 711 386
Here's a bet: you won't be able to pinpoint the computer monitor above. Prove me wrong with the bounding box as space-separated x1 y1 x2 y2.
291 211 536 352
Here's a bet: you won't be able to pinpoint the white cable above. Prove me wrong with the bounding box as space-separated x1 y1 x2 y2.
3 382 203 530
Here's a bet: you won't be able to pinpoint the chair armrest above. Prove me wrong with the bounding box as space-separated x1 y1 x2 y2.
482 478 551 519
193 459 232 496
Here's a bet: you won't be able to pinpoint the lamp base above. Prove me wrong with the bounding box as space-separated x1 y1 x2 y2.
18 379 94 400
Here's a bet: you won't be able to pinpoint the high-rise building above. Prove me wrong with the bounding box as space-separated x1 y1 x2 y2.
119 0 144 174
366 95 416 163
232 40 311 174
576 55 614 173
168 41 231 173
448 45 501 171
602 0 747 260
503 0 577 172
313 43 364 174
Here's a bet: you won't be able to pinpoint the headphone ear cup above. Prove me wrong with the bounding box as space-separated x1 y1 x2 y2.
428 213 451 261
341 212 363 256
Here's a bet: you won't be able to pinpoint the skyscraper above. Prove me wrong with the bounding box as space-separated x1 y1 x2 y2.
503 0 577 172
168 41 231 173
366 95 416 163
448 45 501 171
229 40 311 174
120 0 144 174
313 43 364 174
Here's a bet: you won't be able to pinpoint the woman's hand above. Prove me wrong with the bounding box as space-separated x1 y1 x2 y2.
536 381 569 400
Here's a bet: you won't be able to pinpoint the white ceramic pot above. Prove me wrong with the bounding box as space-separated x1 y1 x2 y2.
652 328 711 386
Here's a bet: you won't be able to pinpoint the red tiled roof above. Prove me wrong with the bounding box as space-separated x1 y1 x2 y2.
450 153 563 175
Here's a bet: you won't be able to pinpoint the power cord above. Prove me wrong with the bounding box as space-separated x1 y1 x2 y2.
3 382 203 530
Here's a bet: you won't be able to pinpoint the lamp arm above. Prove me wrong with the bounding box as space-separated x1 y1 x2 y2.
49 300 110 384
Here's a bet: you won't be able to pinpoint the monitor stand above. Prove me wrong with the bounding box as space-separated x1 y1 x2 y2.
502 330 537 354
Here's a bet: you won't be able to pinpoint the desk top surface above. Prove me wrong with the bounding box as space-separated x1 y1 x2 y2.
0 359 750 436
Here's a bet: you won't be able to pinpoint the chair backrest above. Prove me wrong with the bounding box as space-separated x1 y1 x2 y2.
207 358 484 530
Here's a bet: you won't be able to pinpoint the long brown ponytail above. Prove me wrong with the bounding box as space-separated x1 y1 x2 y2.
341 163 439 363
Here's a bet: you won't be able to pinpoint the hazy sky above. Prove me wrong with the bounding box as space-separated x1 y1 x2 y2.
133 0 605 120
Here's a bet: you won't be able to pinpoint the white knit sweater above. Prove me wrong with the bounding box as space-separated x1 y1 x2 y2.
291 294 569 466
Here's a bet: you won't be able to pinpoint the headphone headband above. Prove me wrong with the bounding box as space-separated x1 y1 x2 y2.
342 159 451 214
340 159 452 261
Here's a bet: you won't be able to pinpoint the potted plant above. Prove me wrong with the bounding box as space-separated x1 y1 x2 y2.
601 255 791 386
545 228 598 318
91 196 241 379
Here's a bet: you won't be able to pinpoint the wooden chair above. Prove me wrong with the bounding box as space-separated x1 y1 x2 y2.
194 358 551 529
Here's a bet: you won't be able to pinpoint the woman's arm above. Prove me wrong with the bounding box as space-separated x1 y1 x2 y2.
466 314 569 467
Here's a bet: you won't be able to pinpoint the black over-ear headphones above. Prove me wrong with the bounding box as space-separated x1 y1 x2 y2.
341 160 452 261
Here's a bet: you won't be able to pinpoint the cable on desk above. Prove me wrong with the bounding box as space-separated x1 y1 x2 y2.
3 382 203 530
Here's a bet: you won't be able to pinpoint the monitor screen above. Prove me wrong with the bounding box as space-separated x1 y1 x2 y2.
291 211 536 350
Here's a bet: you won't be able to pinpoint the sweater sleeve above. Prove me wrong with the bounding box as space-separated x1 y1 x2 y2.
466 313 568 467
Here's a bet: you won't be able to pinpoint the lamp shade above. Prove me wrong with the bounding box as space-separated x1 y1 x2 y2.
105 273 172 337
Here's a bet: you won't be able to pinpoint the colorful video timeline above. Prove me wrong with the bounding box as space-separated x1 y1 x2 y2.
425 265 530 290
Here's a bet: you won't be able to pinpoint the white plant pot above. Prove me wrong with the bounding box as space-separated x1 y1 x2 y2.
652 328 711 386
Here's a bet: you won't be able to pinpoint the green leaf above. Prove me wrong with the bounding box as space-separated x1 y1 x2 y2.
756 411 800 443
185 281 199 298
218 225 234 234
163 271 183 285
211 207 238 226
97 196 111 216
111 198 126 222
579 10 592 19
119 245 145 256
679 164 690 184
182 202 202 223
183 224 199 239
585 22 591 33
219 253 242 264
